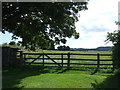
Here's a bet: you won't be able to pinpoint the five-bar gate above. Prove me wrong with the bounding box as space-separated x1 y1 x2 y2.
20 52 113 70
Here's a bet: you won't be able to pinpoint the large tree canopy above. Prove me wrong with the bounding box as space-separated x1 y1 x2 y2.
2 2 88 50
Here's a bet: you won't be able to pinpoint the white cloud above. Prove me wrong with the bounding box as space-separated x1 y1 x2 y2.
65 0 119 48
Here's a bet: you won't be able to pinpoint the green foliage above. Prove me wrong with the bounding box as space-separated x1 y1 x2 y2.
16 41 22 46
9 41 16 45
112 43 120 69
1 43 19 49
2 2 88 50
1 41 22 49
3 43 7 45
106 30 120 69
106 30 120 45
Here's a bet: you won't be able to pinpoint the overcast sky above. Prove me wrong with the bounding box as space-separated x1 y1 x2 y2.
0 0 119 48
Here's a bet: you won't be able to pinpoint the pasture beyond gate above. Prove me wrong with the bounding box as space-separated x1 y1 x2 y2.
18 51 113 70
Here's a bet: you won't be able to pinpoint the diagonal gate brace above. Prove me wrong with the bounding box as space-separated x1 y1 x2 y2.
29 54 42 65
45 54 62 67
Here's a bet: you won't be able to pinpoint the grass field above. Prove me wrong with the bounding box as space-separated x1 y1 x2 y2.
2 65 115 88
3 50 120 89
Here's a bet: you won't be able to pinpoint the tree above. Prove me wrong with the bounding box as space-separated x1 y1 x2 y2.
2 43 8 47
9 41 16 46
2 2 88 50
106 30 120 69
16 41 22 46
57 45 70 50
2 43 8 45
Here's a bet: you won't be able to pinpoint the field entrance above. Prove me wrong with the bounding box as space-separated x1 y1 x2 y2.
22 52 113 70
24 53 62 67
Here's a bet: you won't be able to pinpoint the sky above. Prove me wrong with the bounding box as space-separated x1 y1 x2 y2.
64 0 119 48
0 0 119 48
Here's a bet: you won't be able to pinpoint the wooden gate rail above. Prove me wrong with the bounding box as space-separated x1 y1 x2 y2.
20 58 111 61
16 50 24 65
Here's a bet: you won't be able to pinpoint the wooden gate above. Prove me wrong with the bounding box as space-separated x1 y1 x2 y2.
21 52 113 70
23 53 68 68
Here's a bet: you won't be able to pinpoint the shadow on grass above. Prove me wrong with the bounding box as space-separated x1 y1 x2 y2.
2 65 51 89
51 67 89 74
91 71 120 89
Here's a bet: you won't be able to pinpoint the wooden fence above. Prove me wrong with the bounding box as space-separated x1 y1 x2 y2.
19 52 113 70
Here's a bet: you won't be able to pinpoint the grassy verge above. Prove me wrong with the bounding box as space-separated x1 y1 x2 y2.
2 65 114 88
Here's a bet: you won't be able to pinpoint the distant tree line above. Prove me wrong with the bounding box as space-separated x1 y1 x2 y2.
57 45 70 50
2 41 55 51
2 41 21 46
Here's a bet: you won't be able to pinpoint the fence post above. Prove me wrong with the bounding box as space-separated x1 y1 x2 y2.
97 53 100 69
67 52 70 69
23 53 26 65
20 51 23 65
43 53 44 67
112 62 115 71
61 53 63 67
91 53 100 75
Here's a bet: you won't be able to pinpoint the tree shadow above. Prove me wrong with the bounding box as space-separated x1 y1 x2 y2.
51 67 92 74
48 66 70 74
2 65 51 89
91 71 120 89
57 68 70 74
54 67 98 74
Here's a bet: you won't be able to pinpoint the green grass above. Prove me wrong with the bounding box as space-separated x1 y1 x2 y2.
3 50 117 89
92 69 120 88
2 65 114 88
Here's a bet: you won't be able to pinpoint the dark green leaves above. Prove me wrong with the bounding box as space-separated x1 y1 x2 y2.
106 30 120 69
106 30 120 45
2 2 88 50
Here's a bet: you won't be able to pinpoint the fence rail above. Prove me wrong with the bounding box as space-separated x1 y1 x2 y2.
23 53 111 56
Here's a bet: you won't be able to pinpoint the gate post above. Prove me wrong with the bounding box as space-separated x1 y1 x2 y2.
67 52 70 69
97 53 100 69
61 53 63 67
43 53 44 67
97 53 100 71
23 53 26 65
19 51 23 65
91 53 100 75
